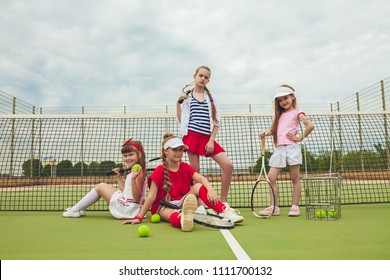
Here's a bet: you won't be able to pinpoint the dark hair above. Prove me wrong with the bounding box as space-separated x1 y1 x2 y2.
121 140 146 172
271 84 297 144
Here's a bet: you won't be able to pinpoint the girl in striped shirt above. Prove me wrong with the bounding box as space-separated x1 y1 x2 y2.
176 66 233 209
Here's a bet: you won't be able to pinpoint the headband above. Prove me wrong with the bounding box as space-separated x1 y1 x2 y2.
122 138 142 152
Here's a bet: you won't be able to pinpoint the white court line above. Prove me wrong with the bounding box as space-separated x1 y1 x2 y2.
220 229 251 260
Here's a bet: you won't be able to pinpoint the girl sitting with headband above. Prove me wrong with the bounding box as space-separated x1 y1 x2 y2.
63 138 147 219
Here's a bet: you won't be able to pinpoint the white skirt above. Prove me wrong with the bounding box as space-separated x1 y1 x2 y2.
109 190 142 219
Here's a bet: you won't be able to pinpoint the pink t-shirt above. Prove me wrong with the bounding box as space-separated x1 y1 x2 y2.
276 109 305 146
148 162 196 214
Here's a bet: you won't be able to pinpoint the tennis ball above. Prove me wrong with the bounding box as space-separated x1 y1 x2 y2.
132 164 141 172
316 210 326 219
328 210 338 218
138 225 150 237
151 214 160 223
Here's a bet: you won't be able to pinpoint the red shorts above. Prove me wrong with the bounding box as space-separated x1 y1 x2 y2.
182 130 225 157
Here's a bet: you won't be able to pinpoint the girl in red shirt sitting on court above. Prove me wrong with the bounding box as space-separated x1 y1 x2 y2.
123 132 243 231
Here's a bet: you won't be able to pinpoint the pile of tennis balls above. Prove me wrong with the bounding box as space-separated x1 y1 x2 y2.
315 210 338 219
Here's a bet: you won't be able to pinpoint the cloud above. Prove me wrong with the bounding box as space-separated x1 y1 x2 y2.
1 0 390 110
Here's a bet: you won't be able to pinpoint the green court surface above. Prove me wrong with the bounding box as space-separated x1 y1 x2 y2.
0 204 389 260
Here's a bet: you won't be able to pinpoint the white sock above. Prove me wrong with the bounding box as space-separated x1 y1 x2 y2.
71 189 100 212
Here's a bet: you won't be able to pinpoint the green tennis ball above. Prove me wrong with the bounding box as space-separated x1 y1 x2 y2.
138 225 150 237
316 210 326 218
132 164 141 172
151 214 160 223
328 210 338 218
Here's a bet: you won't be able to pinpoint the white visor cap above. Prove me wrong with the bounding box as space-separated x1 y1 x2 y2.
163 138 189 150
274 86 295 99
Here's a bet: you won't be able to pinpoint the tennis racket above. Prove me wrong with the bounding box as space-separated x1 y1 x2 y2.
250 137 276 218
105 157 160 175
178 81 195 104
159 200 234 229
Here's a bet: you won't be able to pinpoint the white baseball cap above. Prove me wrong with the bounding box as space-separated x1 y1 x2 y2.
274 86 295 99
163 138 189 150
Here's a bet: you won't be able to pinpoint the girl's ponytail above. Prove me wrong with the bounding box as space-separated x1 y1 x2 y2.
161 132 176 201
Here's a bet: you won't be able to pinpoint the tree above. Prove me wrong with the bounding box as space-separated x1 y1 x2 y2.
42 164 52 177
56 160 74 177
88 161 100 176
74 162 88 176
22 159 43 177
99 160 117 176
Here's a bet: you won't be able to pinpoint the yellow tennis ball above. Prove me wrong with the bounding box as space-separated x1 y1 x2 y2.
151 214 160 223
132 164 141 172
138 225 150 237
328 210 338 218
316 210 326 218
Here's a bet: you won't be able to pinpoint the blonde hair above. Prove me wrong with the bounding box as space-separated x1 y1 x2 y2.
161 132 179 201
195 66 217 124
271 84 297 144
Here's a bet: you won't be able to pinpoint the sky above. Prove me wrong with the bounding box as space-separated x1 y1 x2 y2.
1 0 390 109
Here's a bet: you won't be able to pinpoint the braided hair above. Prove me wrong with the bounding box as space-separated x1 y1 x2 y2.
161 132 178 201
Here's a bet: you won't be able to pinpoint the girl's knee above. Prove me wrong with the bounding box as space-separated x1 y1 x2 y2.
222 159 233 172
95 183 108 192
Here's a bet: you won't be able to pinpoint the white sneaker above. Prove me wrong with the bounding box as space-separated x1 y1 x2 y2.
223 202 241 214
220 207 244 224
259 206 280 216
80 209 86 217
288 206 300 217
180 194 197 232
63 208 81 218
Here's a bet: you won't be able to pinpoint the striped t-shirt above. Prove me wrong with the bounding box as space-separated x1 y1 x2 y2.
188 96 211 135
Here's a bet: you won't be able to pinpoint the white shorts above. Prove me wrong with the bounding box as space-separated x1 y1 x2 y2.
269 143 302 168
109 190 142 219
158 196 186 214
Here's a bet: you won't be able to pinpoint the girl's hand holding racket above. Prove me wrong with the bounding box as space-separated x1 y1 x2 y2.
113 168 122 178
177 93 188 104
178 81 195 104
259 130 271 139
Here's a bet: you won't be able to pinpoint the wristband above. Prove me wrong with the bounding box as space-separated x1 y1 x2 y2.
135 215 142 222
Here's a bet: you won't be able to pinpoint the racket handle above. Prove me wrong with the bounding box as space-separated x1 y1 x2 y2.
178 98 184 104
105 167 131 176
261 137 266 156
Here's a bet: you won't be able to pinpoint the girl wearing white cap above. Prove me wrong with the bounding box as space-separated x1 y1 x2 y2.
176 66 233 208
259 85 314 217
123 133 243 231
